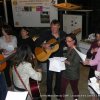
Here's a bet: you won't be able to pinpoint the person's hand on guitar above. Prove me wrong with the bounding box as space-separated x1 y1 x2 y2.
35 38 59 62
42 43 51 50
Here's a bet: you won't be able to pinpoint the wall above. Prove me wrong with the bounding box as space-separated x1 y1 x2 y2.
63 14 82 40
58 0 100 35
1 0 100 38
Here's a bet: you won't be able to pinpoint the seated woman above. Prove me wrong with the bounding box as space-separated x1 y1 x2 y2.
0 24 17 52
0 24 17 89
12 44 42 100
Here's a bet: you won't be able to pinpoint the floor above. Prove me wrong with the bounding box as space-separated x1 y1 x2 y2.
6 64 93 100
39 64 92 100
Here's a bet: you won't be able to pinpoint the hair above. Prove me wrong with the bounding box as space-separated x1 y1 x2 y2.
13 44 34 66
95 32 100 36
66 34 77 45
19 27 30 38
20 27 30 33
2 24 13 35
50 19 60 25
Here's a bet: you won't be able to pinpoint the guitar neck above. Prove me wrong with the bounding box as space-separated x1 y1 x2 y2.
50 41 58 47
50 37 66 47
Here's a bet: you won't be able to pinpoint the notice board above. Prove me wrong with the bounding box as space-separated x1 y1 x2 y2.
11 0 58 27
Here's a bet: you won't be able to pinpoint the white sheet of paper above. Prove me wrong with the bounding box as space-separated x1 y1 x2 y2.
2 50 15 58
95 71 100 79
49 57 67 72
88 77 100 95
74 47 86 61
90 77 97 83
5 91 28 100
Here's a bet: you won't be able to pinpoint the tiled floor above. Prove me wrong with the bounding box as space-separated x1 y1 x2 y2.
39 65 92 100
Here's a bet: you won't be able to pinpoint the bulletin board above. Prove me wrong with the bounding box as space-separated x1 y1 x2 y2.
11 0 58 27
63 14 82 41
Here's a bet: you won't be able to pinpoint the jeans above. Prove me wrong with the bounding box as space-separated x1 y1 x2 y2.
0 73 8 100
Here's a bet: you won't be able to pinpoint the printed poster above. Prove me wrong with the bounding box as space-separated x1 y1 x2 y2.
11 0 58 27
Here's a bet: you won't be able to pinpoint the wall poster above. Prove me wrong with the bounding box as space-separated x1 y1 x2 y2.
11 0 58 27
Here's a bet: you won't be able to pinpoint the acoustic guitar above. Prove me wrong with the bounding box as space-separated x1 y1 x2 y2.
29 78 41 100
35 28 81 62
0 54 7 72
35 38 59 62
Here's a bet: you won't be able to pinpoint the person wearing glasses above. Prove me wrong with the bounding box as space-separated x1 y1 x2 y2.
60 34 81 100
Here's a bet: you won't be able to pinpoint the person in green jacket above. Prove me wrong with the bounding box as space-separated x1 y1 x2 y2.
60 34 81 100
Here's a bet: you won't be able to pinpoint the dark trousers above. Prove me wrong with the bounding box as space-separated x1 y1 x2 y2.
61 77 79 100
88 67 95 79
0 73 7 100
4 60 12 87
46 64 62 100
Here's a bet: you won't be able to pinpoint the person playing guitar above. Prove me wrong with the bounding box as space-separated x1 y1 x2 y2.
35 19 67 100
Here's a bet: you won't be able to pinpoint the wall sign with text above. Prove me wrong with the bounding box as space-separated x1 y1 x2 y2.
11 0 58 27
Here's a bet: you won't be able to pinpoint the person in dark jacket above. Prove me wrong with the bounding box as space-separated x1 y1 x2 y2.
35 19 66 100
18 27 35 53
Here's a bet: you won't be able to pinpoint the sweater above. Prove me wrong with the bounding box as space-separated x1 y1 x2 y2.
62 47 81 80
89 48 100 71
12 62 42 100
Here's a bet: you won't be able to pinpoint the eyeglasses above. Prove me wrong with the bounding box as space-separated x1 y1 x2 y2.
66 40 73 42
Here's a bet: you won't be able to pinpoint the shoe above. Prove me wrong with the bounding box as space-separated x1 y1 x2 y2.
54 89 61 99
46 97 51 100
57 96 61 99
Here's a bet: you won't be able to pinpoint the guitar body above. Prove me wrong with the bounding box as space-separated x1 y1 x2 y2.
29 78 41 100
35 38 59 62
0 54 7 72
